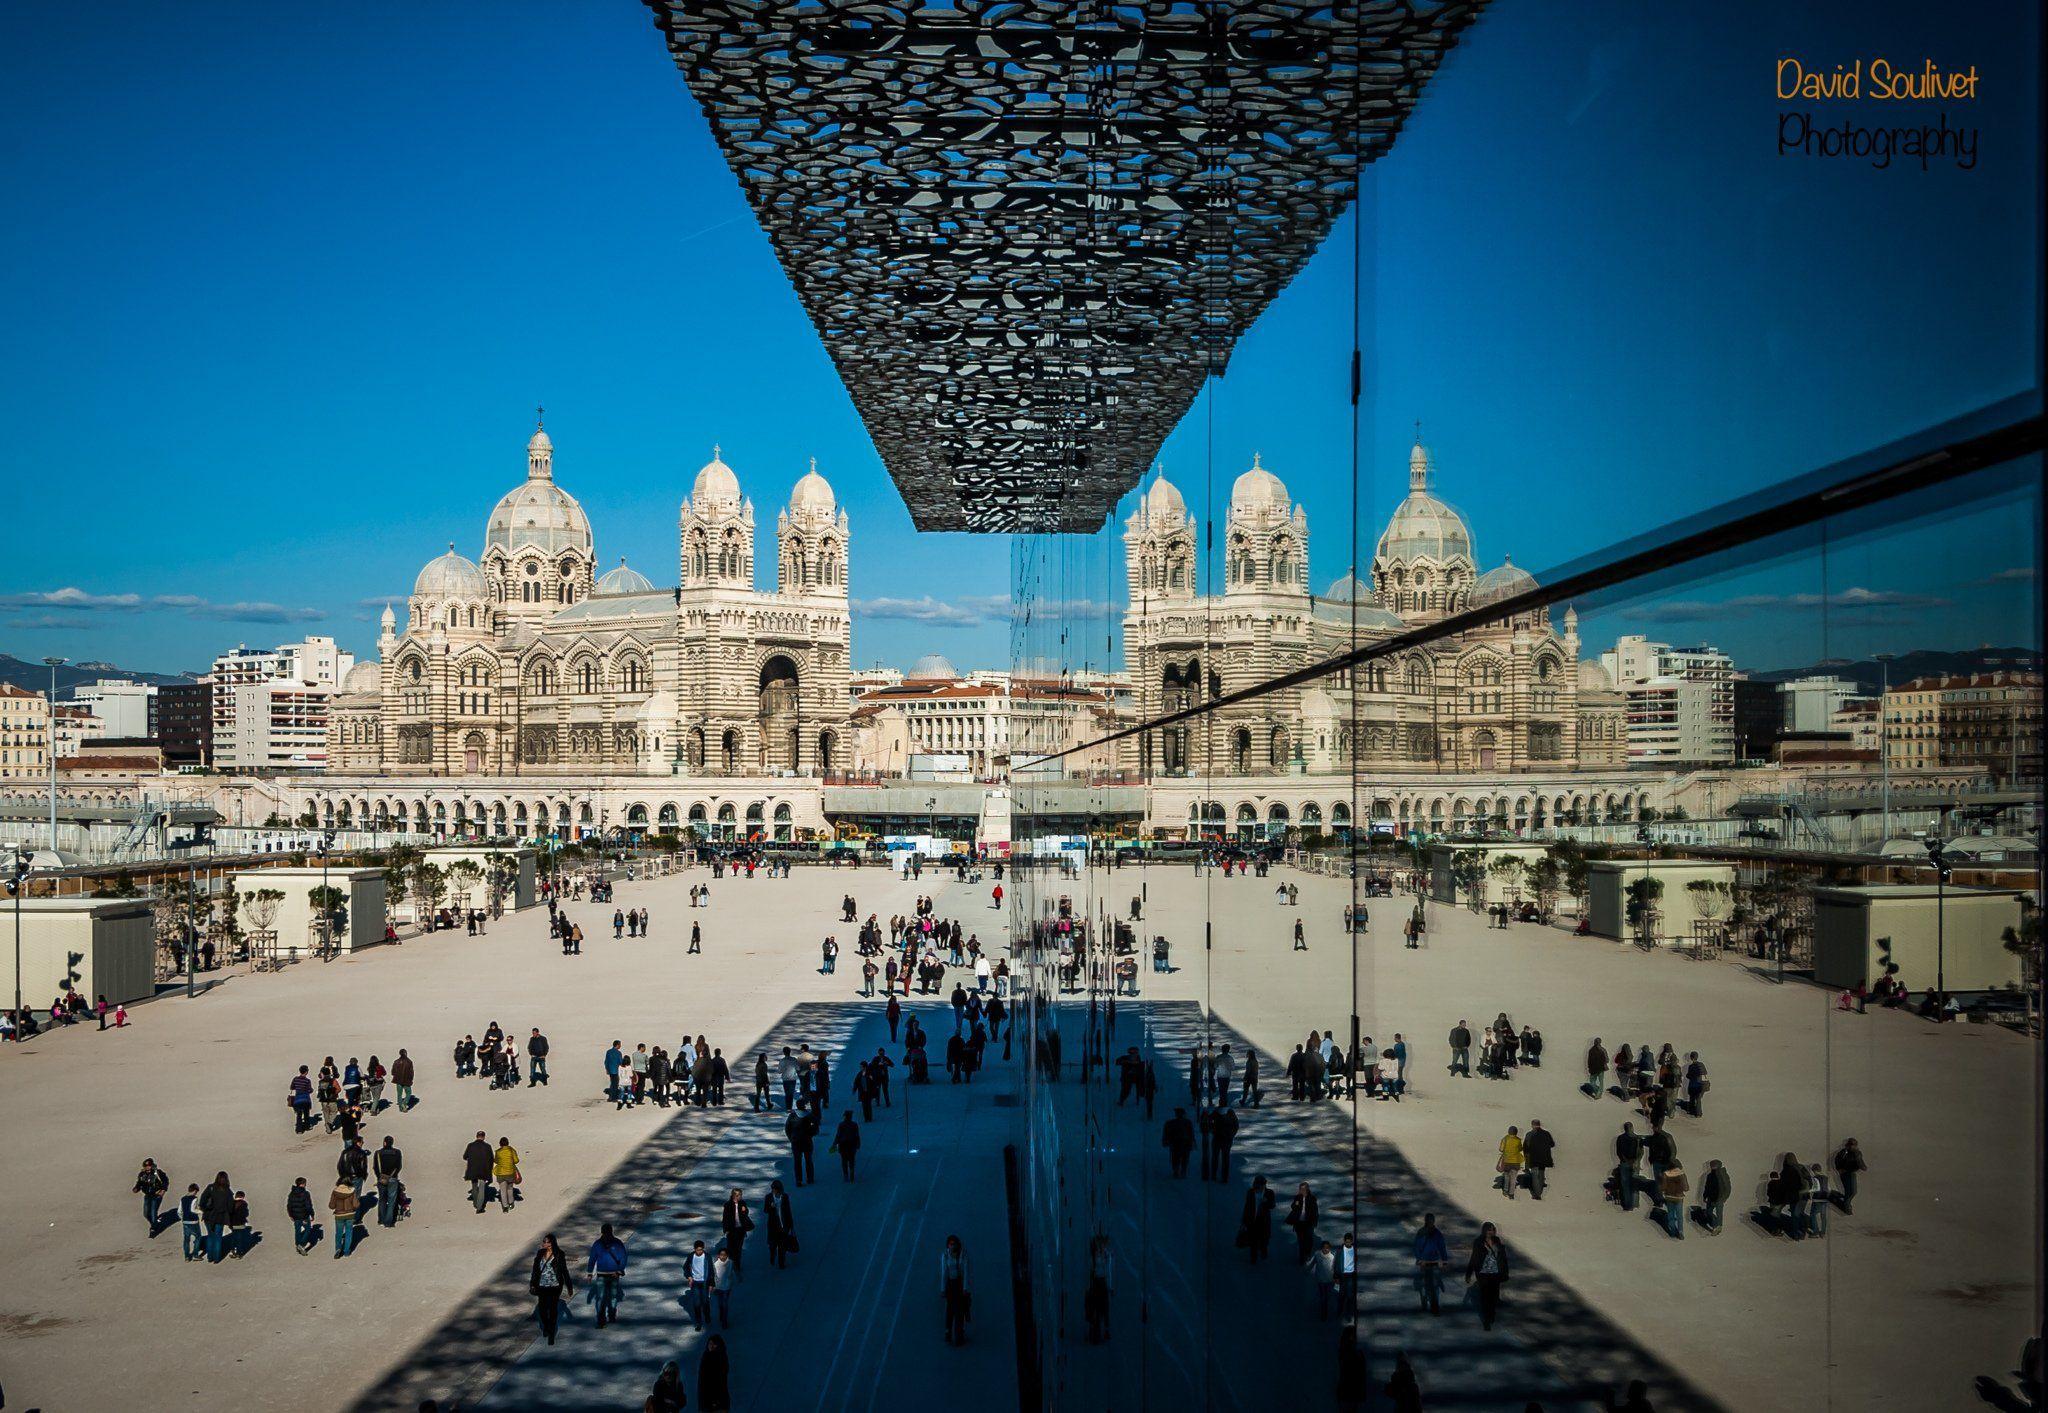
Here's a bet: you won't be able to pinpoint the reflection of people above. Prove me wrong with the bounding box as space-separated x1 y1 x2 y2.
941 1235 971 1345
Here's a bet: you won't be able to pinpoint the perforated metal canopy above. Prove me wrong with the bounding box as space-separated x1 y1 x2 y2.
644 2 1484 532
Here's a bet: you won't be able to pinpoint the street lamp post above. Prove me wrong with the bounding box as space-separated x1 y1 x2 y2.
1874 653 1895 847
1925 837 1952 995
9 847 31 1013
43 657 66 861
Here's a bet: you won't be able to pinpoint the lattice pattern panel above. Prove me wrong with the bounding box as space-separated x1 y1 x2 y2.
645 1 1483 531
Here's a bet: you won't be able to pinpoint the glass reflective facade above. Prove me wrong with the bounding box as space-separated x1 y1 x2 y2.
1000 4 2043 1408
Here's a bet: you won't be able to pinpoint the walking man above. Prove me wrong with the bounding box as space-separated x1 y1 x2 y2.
373 1136 404 1227
786 1102 818 1187
528 1028 550 1087
588 1222 628 1328
1613 1122 1642 1212
1412 1215 1448 1314
834 1110 862 1181
464 1131 494 1213
1523 1120 1555 1200
1448 1020 1472 1078
1585 1037 1608 1098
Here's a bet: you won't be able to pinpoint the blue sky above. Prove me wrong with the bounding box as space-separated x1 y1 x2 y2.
2 2 2038 679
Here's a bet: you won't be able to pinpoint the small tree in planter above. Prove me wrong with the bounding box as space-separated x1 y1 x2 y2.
1487 855 1527 910
1449 850 1487 909
1528 856 1562 923
488 856 518 914
1686 879 1731 949
307 885 349 957
445 860 485 916
242 887 285 967
1625 876 1665 947
409 860 448 927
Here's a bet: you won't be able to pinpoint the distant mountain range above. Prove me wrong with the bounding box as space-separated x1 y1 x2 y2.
1752 646 2041 694
0 652 198 698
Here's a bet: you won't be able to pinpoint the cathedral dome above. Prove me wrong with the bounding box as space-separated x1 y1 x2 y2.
1578 659 1616 691
908 653 958 680
790 460 835 512
1230 454 1288 511
414 545 486 600
694 448 741 505
487 422 592 558
596 560 655 596
1144 474 1185 519
487 478 594 558
1470 557 1537 608
1375 440 1472 566
341 661 381 694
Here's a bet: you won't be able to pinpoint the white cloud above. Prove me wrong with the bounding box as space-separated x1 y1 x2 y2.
852 596 986 627
0 587 325 625
1632 587 1948 625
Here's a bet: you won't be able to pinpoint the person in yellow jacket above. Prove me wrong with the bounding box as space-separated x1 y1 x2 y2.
1497 1125 1524 1200
493 1137 521 1212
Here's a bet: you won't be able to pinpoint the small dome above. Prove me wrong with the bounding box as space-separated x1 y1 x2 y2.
1145 474 1185 519
342 661 381 694
790 460 835 512
1578 659 1616 691
596 560 655 595
528 425 553 454
1322 570 1370 602
694 447 741 505
1230 453 1288 511
414 545 486 600
908 653 958 680
1471 558 1538 608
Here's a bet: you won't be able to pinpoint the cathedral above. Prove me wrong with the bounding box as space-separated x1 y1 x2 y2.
330 420 853 778
1122 439 1625 778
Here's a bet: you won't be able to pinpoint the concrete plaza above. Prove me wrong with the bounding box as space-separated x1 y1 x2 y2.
0 860 2032 1411
1103 863 2037 1410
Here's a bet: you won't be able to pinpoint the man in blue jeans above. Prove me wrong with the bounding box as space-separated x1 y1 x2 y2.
683 1239 712 1330
588 1222 629 1328
604 1040 624 1103
373 1137 404 1226
133 1158 168 1234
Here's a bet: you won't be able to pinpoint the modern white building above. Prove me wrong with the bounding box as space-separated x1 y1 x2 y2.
1603 635 1737 765
1781 675 1865 733
71 679 156 739
215 680 332 774
207 637 351 774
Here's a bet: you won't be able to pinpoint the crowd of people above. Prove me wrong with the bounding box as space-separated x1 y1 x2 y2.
3 988 126 1040
602 1035 734 1109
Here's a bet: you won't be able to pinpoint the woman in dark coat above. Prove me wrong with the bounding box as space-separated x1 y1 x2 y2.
528 1232 573 1345
199 1172 235 1262
1465 1222 1510 1330
1285 1181 1320 1263
648 1359 686 1413
699 1333 732 1411
721 1187 753 1270
1239 1175 1275 1263
764 1179 796 1267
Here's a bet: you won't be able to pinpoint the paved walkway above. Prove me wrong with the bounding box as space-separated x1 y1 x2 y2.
459 996 1018 1412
